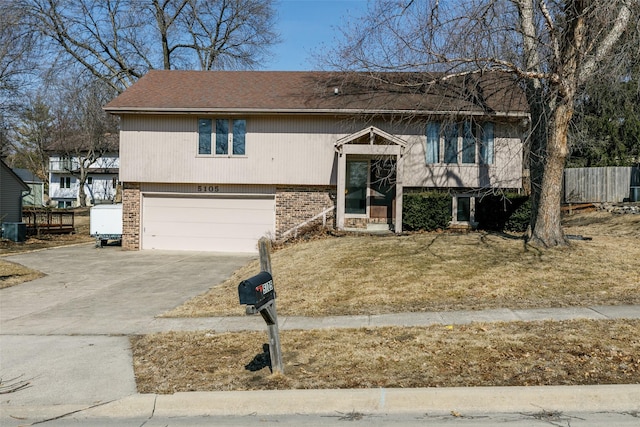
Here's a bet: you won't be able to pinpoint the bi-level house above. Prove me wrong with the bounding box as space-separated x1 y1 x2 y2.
104 71 528 253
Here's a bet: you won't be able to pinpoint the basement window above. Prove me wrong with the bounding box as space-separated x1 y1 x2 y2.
452 195 475 224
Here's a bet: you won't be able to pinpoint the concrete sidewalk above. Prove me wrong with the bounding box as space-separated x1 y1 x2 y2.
1 245 639 425
144 304 640 334
4 385 640 422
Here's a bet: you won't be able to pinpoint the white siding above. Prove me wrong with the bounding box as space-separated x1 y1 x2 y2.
49 155 119 171
119 114 522 189
403 123 523 188
120 115 344 184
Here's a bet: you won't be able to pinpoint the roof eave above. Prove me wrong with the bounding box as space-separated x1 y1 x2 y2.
104 107 529 118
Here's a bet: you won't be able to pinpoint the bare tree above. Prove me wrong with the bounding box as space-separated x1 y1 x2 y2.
13 96 55 186
51 79 120 207
328 0 638 247
1 116 13 158
0 1 39 112
25 0 279 93
182 0 279 70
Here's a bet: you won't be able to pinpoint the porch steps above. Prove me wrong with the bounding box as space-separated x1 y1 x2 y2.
366 223 391 232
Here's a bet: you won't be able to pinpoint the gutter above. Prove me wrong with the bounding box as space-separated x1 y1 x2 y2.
103 107 530 119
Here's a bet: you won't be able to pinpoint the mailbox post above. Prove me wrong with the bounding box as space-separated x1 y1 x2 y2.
237 238 284 374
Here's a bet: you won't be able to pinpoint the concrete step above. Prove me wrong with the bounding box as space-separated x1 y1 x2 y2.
366 223 391 231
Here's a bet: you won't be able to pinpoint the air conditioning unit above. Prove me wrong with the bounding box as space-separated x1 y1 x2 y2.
1 222 27 242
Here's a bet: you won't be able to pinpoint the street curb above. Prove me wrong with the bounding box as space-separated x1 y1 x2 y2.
10 384 634 419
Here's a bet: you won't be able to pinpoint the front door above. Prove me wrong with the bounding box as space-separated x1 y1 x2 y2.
369 159 396 220
345 158 396 220
345 160 368 215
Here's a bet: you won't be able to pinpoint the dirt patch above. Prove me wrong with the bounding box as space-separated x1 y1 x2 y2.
132 319 640 393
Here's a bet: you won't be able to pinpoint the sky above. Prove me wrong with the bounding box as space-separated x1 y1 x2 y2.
264 0 369 71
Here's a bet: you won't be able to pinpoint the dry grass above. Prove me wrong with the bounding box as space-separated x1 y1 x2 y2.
0 259 45 289
165 211 640 318
132 319 640 393
138 211 640 393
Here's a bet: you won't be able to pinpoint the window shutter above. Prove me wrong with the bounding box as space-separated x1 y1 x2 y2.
481 122 494 164
425 122 440 164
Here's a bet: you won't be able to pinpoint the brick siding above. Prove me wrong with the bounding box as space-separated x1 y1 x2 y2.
122 183 140 250
344 218 368 229
275 186 336 238
122 184 337 248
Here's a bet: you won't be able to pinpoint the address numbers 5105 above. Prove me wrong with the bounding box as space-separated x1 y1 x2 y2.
197 185 220 193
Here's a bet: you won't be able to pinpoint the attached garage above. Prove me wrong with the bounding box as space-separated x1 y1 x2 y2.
141 194 275 253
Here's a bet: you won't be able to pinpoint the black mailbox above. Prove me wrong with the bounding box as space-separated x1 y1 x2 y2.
238 271 275 309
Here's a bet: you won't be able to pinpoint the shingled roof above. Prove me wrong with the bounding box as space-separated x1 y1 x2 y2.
104 70 528 117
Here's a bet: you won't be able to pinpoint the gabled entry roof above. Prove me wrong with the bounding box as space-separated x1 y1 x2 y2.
335 126 407 152
335 126 407 157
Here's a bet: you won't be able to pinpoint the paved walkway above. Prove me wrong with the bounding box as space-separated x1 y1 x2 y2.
148 304 640 334
1 244 639 425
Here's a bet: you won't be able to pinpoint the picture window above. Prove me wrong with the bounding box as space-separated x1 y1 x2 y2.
199 118 246 156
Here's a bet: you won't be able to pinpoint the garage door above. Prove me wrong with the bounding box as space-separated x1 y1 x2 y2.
142 194 275 252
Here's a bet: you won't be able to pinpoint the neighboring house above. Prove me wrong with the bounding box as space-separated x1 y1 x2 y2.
13 168 45 207
104 71 528 253
48 142 120 208
1 158 29 225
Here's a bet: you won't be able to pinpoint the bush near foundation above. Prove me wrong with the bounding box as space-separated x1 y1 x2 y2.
402 192 452 231
476 194 530 232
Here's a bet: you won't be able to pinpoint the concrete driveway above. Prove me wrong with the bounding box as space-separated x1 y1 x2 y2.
0 244 253 408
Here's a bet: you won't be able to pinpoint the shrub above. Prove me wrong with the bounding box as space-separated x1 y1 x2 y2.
504 198 531 232
476 194 530 232
403 192 452 231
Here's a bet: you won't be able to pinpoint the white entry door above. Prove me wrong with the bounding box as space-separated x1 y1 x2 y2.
142 194 275 253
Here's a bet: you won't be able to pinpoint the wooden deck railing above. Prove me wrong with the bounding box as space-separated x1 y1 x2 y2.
22 209 75 235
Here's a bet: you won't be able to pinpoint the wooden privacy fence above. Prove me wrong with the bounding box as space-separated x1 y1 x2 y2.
564 166 640 203
22 209 75 235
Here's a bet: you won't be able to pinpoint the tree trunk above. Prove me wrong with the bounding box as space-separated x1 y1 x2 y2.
529 102 573 247
78 166 88 207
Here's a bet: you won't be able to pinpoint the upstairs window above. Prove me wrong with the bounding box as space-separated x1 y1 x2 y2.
199 118 246 156
198 119 212 155
425 121 495 165
60 176 71 189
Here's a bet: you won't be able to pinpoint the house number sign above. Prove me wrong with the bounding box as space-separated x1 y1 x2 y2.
197 185 220 193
